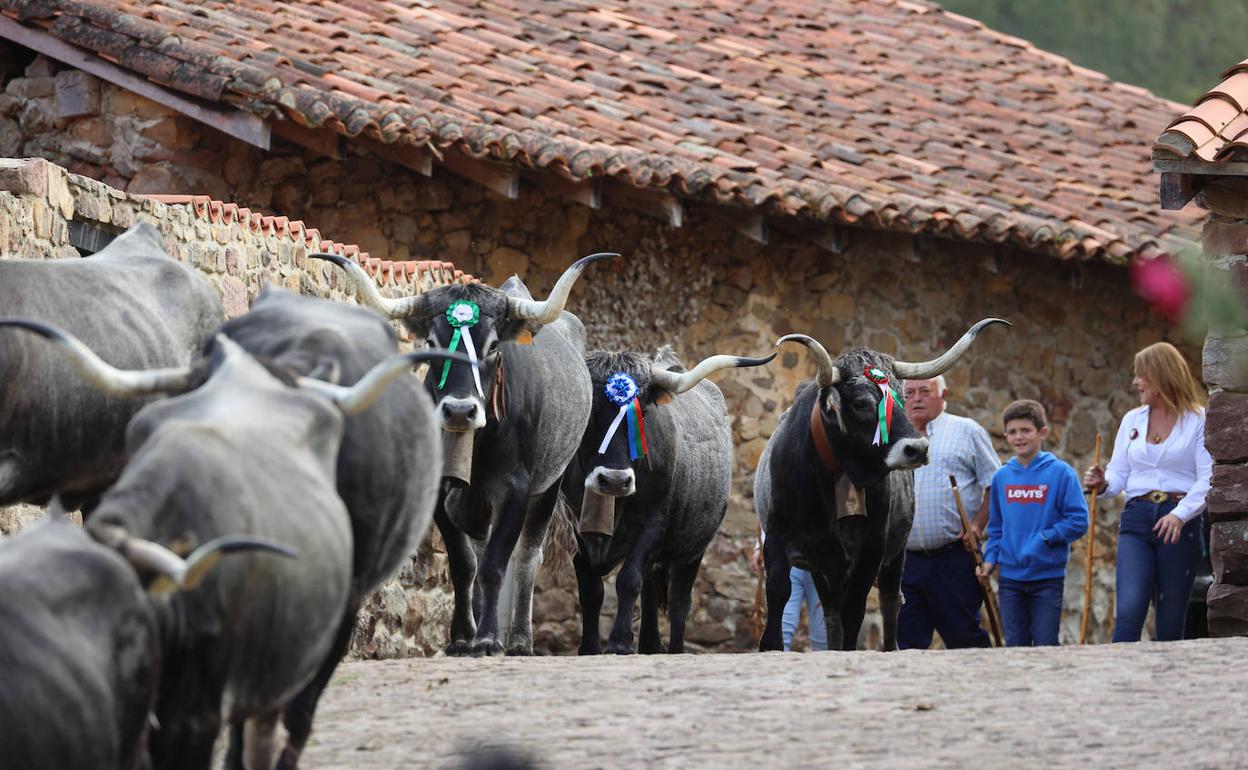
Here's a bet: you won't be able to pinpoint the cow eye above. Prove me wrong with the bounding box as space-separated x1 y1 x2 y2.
852 398 874 411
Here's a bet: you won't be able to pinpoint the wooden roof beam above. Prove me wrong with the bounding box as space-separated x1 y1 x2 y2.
0 14 270 150
442 150 518 199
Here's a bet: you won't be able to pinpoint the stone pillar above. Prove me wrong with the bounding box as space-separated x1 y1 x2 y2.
1201 210 1248 636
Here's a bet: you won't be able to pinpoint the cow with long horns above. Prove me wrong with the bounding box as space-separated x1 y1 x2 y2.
313 252 612 655
0 221 224 509
211 288 448 769
0 509 291 770
0 318 465 770
756 319 1008 651
563 345 774 654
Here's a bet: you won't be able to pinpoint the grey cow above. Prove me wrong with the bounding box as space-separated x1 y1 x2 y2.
756 320 1007 651
213 288 445 769
0 319 461 770
0 221 224 509
315 252 611 655
562 346 773 654
0 510 290 770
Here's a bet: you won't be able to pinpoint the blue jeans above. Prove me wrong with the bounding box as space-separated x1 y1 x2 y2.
898 544 991 649
1113 497 1203 642
782 567 827 651
998 576 1064 646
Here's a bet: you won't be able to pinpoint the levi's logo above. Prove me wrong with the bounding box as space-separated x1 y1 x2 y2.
1006 484 1048 503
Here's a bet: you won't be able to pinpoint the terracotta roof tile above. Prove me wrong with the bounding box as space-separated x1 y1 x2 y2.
138 192 471 289
2 0 1200 262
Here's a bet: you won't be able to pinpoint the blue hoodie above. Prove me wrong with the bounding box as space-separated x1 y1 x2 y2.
984 451 1088 582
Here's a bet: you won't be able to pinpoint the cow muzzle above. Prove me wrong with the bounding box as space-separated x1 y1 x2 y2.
885 437 929 469
438 395 486 432
586 466 635 497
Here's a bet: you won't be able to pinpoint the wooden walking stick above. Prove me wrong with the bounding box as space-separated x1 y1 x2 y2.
1079 433 1103 645
950 475 1005 647
751 524 766 645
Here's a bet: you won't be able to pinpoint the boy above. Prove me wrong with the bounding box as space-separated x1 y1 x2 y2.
978 400 1088 646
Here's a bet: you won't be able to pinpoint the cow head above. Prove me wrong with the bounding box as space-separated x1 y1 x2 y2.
778 318 1008 485
311 251 615 434
574 347 773 553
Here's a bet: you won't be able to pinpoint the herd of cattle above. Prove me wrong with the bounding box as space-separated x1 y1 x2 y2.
0 222 1004 769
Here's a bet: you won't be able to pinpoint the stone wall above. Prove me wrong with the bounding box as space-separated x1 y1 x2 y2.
1198 179 1248 636
0 51 1199 651
0 156 461 659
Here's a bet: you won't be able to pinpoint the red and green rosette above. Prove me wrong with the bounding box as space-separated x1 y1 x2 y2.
865 366 903 446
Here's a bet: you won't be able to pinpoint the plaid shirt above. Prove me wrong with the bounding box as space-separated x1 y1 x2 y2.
907 410 1001 551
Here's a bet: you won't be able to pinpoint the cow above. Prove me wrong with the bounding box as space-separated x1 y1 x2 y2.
0 221 224 509
755 319 1008 652
562 345 774 654
313 251 612 655
0 318 464 770
0 507 292 770
211 287 447 769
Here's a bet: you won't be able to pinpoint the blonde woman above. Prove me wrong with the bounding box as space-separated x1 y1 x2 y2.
1083 342 1211 642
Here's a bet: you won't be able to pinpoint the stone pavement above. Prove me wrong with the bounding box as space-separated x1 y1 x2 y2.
301 637 1248 769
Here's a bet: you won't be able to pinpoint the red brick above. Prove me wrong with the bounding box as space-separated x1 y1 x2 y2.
1206 391 1248 463
1207 583 1248 637
1209 464 1248 521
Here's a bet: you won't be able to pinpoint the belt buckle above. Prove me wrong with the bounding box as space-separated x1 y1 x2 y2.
1148 491 1168 504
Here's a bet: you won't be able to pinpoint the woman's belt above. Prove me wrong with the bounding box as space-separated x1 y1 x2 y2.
1137 490 1186 504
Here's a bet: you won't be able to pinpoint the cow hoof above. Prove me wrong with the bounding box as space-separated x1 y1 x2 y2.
445 640 473 657
472 639 504 657
505 644 533 657
578 644 602 656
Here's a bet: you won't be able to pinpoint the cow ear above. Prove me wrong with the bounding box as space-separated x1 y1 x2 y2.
653 389 674 405
514 328 534 346
497 316 537 344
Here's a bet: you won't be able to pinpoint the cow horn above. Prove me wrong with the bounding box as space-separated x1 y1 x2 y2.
298 349 473 415
650 352 777 394
776 334 840 387
891 318 1011 381
0 318 193 396
91 523 297 594
309 253 424 319
507 252 618 323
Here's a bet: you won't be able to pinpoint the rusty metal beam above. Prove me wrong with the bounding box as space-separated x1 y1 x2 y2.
0 15 270 150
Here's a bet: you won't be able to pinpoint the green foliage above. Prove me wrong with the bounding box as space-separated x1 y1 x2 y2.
941 0 1247 104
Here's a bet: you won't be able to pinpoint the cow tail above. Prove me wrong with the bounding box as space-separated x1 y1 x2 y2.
651 563 671 612
542 487 579 575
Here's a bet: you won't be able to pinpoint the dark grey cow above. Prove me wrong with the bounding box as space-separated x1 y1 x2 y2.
213 288 444 769
756 319 1007 651
0 319 460 770
314 252 611 655
562 346 773 654
0 221 224 508
0 510 290 770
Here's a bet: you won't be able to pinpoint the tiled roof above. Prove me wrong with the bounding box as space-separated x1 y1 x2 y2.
1155 59 1248 164
0 0 1201 263
142 193 473 288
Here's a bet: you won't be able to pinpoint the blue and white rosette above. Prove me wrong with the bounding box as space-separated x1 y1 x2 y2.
597 372 648 460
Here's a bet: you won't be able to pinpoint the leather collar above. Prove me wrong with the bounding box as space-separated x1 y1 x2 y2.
809 397 841 473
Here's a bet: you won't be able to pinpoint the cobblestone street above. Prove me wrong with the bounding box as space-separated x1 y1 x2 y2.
302 637 1247 769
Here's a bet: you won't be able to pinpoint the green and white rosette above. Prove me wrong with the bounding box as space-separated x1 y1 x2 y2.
865 366 903 446
436 299 484 399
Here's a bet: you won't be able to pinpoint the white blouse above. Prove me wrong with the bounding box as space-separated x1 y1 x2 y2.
1100 405 1213 523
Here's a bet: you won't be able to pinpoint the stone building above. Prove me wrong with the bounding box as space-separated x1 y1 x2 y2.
1154 59 1248 637
0 1 1205 650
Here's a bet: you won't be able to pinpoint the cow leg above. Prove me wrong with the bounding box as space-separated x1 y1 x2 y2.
760 532 792 651
638 565 665 654
472 475 529 656
877 550 906 652
806 540 850 651
274 593 360 770
607 518 663 654
243 708 282 770
574 546 605 654
666 559 701 654
435 504 478 656
837 525 888 651
505 486 560 656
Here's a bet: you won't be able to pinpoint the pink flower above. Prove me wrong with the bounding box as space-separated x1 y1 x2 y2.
1131 254 1190 322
